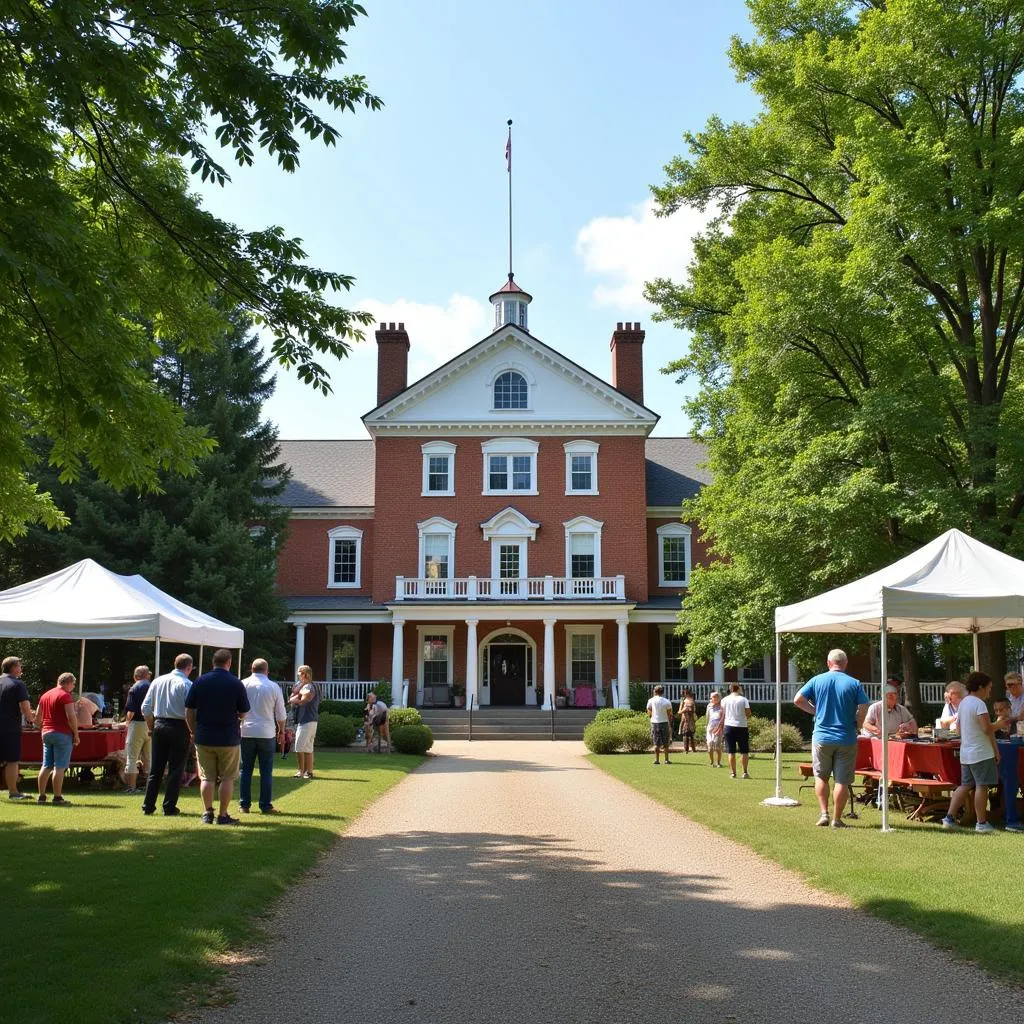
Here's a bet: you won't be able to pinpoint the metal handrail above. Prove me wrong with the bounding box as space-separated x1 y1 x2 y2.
468 693 476 741
550 699 556 741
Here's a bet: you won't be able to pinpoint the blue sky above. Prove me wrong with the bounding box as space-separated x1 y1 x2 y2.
200 0 760 438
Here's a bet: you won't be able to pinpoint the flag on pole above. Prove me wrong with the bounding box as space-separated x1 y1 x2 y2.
506 134 511 173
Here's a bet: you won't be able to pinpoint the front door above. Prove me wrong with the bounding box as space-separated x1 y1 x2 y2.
489 644 526 706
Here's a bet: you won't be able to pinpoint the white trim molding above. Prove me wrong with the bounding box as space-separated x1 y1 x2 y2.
481 437 540 495
563 515 603 586
327 525 363 589
656 522 692 587
563 439 599 495
417 516 457 592
421 440 456 497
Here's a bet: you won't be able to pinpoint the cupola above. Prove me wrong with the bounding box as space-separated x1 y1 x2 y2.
489 273 532 333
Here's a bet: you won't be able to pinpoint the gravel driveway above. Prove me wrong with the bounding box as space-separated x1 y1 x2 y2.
193 740 1023 1024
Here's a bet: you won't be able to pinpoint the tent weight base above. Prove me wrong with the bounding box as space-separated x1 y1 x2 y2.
761 796 801 808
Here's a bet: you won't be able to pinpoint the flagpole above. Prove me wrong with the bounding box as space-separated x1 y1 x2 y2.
506 118 513 278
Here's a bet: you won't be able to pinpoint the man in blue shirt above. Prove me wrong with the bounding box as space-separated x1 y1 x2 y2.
185 649 250 825
140 653 194 816
794 649 870 829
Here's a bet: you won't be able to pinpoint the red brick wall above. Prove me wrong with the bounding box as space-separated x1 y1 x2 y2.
371 434 650 604
276 518 375 597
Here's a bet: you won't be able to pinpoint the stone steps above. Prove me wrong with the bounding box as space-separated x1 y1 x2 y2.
418 708 598 740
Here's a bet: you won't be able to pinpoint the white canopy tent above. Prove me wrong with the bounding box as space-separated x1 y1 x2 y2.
0 558 244 689
771 529 1024 829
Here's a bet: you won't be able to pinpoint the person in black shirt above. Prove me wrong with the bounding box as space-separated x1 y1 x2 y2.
184 649 249 825
0 655 34 800
122 665 152 793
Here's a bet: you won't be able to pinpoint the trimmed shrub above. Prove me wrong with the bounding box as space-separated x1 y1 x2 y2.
369 681 392 706
319 700 365 719
628 680 649 712
616 716 653 752
583 722 621 754
748 702 814 739
315 713 356 747
749 720 805 753
594 707 644 725
391 723 434 755
387 707 423 730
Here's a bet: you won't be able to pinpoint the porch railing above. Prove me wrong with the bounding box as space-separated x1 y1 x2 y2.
637 681 949 704
283 680 377 702
394 574 626 601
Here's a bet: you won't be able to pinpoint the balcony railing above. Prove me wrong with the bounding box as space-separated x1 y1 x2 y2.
394 574 626 601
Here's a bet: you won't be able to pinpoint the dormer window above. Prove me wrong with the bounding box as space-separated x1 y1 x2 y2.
493 370 528 410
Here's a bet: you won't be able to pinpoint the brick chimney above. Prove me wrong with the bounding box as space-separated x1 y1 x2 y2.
610 321 645 405
375 322 410 406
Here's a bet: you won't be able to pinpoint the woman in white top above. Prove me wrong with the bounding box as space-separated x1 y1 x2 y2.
938 681 965 730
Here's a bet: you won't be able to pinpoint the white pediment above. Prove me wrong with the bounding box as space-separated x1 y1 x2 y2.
363 327 657 435
480 507 540 541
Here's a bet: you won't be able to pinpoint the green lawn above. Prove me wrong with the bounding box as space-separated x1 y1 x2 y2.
591 751 1024 984
0 752 421 1024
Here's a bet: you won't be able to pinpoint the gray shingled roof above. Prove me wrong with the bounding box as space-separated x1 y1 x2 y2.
644 437 710 506
278 440 375 507
275 436 708 508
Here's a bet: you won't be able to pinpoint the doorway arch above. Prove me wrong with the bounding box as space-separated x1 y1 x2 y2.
479 627 537 707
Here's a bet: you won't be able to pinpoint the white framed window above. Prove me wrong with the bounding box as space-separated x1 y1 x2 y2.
739 658 768 683
327 628 359 682
563 440 599 495
492 539 527 596
659 627 690 683
563 516 603 597
327 525 362 589
421 441 456 496
417 625 454 689
564 624 602 688
657 523 692 587
493 369 529 409
481 438 539 495
418 517 456 596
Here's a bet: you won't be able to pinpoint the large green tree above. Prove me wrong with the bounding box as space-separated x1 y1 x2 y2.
0 1 380 539
0 307 292 686
648 0 1024 679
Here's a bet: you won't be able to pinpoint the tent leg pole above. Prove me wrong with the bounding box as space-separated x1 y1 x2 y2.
880 618 892 832
238 647 243 674
154 637 161 677
972 630 980 672
762 632 799 808
78 639 86 693
198 645 204 675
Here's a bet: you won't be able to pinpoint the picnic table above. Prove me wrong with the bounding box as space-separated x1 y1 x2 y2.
19 726 126 783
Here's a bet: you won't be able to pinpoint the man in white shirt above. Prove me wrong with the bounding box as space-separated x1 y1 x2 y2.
942 672 1002 833
239 659 287 814
722 683 752 779
645 685 674 765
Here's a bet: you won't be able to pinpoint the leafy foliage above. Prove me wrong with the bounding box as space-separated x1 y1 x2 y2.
319 700 366 720
390 724 434 755
0 1 381 537
315 713 356 748
616 717 654 753
593 707 645 725
387 707 423 731
582 722 621 754
649 0 1024 673
628 680 650 712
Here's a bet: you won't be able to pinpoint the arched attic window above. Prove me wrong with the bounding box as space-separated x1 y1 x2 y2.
493 370 528 410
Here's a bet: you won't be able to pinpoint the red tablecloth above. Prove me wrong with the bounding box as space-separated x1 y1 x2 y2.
868 737 960 783
19 728 125 763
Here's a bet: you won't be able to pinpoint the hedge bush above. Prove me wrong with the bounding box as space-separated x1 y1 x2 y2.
391 723 434 755
628 680 650 712
617 716 653 752
319 700 364 719
593 708 644 725
387 707 423 730
750 721 804 752
315 713 356 747
583 722 621 754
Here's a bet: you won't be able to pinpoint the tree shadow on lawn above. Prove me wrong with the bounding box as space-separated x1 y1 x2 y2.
0 816 345 1024
197 828 1024 1024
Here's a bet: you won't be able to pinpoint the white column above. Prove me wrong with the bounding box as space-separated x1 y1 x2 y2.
617 618 629 708
466 618 479 711
543 618 556 710
293 622 306 679
391 618 405 705
714 647 725 687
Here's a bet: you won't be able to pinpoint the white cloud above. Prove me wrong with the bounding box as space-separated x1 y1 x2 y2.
359 293 490 378
575 198 715 309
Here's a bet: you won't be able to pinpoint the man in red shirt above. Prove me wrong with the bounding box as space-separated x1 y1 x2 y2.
34 672 80 805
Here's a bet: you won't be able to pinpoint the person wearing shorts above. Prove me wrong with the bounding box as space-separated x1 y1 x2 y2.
942 672 1004 833
795 649 870 828
289 665 320 778
0 655 34 800
185 649 249 825
721 683 751 778
646 685 674 765
35 671 80 805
